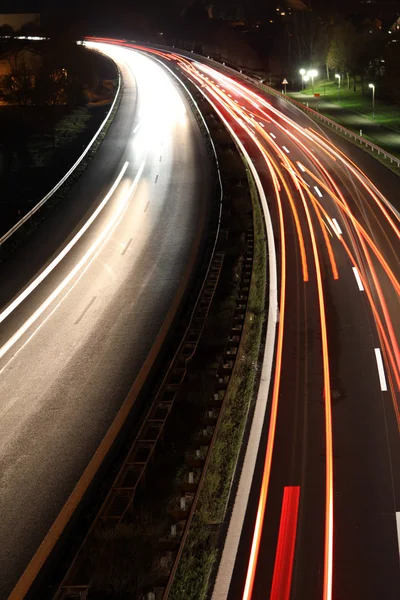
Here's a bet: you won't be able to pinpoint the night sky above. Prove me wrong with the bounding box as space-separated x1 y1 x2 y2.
2 0 396 36
2 1 366 15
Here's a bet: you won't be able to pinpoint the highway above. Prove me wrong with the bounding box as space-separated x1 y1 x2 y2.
0 44 210 597
107 43 400 600
177 55 400 600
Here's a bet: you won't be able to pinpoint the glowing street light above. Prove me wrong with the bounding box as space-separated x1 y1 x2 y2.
307 69 318 94
369 83 376 117
335 73 341 101
300 68 306 90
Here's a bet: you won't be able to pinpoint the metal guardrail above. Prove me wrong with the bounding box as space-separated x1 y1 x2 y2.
0 63 122 250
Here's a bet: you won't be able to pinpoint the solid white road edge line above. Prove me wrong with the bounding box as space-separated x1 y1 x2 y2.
191 88 278 600
0 162 129 325
396 512 400 556
374 348 388 391
0 161 145 363
352 267 364 291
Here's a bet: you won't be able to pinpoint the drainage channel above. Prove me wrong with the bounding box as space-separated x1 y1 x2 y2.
161 223 254 600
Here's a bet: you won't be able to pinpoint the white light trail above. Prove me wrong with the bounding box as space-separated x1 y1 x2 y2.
0 161 145 361
0 162 129 326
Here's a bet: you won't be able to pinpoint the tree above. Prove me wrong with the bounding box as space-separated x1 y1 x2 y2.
0 24 15 38
2 51 36 105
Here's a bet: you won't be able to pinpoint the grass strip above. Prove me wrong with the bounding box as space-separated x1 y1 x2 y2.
169 166 267 600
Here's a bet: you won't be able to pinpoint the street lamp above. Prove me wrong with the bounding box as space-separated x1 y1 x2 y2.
300 68 306 91
369 83 375 117
335 73 341 101
308 69 318 94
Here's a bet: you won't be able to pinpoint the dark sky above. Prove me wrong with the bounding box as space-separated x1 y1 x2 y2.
2 0 396 22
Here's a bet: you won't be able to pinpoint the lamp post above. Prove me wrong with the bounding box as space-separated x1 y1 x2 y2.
300 68 306 91
335 73 341 101
308 69 318 95
369 83 375 118
303 75 310 103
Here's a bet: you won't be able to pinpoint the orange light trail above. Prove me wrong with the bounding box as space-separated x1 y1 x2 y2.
173 57 335 600
89 42 398 600
308 129 400 232
292 157 334 600
242 143 287 600
307 189 400 397
300 166 400 381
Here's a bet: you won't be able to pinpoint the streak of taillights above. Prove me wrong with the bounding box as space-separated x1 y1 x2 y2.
294 165 334 600
174 60 335 600
306 187 400 398
304 185 339 280
299 163 400 297
270 486 301 600
242 143 287 600
300 166 400 381
308 128 400 231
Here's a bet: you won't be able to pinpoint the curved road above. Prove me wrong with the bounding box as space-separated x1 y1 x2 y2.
179 56 400 600
110 43 400 600
0 45 210 597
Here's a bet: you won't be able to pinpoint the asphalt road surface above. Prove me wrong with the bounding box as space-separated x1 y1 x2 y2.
182 58 400 600
0 45 210 597
114 45 400 600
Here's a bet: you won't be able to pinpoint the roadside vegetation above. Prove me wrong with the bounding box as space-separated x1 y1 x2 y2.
294 78 400 130
0 37 118 237
168 167 267 600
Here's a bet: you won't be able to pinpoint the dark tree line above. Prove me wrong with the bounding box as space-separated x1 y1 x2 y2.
0 36 103 107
